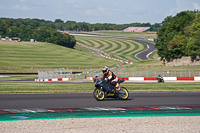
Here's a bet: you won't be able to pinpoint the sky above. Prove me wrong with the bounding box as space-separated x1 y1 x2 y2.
0 0 200 24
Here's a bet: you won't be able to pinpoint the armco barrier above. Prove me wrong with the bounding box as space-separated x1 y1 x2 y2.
87 77 200 82
35 78 72 82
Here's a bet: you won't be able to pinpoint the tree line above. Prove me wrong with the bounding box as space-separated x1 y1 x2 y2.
0 18 161 33
155 10 200 60
0 18 76 48
0 17 161 48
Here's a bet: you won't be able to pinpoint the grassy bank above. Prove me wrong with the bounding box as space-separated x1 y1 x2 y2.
0 31 159 74
0 82 200 93
0 41 117 73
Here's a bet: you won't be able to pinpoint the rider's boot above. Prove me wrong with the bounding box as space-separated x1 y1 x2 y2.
116 83 121 92
116 87 120 91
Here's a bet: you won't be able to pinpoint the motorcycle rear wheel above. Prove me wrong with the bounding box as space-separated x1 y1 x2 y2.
118 87 129 100
93 88 105 101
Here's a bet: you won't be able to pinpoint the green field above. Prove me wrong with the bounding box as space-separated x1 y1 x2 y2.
0 41 118 73
0 82 199 93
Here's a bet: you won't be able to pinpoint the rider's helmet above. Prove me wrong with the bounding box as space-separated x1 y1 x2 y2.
102 66 109 75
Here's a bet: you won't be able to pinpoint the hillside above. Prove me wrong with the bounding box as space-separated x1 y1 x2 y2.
0 41 118 73
75 36 148 63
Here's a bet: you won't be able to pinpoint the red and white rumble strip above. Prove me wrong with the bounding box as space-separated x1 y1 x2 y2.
35 78 72 82
87 77 200 82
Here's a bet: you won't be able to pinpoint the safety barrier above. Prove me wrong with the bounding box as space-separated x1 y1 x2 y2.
87 77 200 81
35 78 72 82
35 77 200 82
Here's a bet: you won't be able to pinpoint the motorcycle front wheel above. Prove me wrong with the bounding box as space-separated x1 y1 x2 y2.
93 88 105 101
118 87 129 100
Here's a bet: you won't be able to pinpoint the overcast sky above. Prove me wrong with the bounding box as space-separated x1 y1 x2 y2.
1 0 200 24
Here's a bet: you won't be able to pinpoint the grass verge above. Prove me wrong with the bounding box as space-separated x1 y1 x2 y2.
0 75 37 80
0 82 200 93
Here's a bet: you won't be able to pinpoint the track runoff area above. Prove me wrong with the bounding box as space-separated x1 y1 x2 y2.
0 106 200 121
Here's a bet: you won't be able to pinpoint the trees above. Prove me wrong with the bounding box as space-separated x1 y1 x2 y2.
0 22 7 37
55 19 64 23
0 18 76 48
32 28 51 42
155 11 197 60
0 17 161 33
30 28 76 48
184 13 200 57
18 25 33 41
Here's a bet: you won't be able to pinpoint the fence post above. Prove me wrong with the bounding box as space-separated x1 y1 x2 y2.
149 66 151 77
126 65 129 77
84 67 86 79
174 65 176 77
38 71 40 79
188 64 191 77
161 65 164 77
90 67 93 77
137 66 139 77
116 65 119 76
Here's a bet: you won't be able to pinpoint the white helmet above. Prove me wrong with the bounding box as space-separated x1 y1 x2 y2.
102 66 109 74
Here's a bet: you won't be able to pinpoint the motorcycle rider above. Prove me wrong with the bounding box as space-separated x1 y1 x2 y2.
157 75 164 83
102 66 121 92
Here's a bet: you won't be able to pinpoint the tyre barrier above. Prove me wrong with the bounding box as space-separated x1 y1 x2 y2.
35 78 72 82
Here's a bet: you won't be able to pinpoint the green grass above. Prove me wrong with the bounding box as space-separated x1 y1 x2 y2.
0 82 200 93
0 82 94 93
148 50 159 60
0 41 118 73
0 75 38 80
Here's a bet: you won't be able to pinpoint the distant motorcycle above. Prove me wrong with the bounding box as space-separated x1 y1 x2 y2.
157 75 164 83
93 77 129 101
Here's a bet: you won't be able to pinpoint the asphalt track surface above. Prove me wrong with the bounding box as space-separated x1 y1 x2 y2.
0 92 200 109
133 39 156 60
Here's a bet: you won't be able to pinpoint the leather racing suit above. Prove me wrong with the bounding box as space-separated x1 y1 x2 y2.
103 70 121 91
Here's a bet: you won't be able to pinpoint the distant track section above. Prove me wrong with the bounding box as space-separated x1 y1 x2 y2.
133 39 157 60
71 32 157 60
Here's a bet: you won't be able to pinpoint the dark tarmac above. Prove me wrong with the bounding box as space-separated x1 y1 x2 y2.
0 92 199 109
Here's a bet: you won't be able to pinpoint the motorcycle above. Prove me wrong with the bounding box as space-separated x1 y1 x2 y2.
93 77 129 101
157 75 164 83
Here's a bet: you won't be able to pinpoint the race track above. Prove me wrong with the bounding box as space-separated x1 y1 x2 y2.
0 92 199 109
